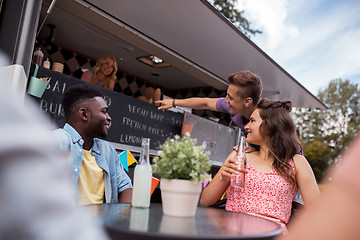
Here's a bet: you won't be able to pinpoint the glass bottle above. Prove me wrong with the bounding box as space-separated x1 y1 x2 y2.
130 207 150 231
33 48 44 65
131 138 152 208
230 135 246 188
43 58 50 69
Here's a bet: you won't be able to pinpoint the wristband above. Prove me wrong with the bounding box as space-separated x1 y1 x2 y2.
173 99 177 108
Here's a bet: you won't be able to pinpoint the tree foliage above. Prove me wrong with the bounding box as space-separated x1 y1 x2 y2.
317 79 360 156
211 0 262 38
293 79 359 181
303 140 332 182
293 108 324 143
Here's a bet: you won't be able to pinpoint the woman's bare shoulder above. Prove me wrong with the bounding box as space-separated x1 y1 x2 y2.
293 153 306 161
292 154 312 172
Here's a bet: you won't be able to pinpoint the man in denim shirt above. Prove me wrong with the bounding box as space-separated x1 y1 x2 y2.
0 55 109 239
52 84 132 204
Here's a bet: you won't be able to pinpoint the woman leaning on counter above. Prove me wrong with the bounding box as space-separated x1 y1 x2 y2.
200 99 320 234
81 56 118 90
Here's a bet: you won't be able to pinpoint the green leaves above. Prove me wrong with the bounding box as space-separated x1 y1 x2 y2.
303 140 332 181
152 133 211 182
318 79 359 157
211 0 262 38
292 78 359 181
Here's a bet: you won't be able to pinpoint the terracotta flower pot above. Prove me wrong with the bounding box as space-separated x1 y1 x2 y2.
160 178 202 217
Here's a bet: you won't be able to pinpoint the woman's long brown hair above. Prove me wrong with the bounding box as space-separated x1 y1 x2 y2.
257 99 301 186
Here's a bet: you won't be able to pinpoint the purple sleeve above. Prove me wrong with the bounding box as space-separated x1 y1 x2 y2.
216 97 230 113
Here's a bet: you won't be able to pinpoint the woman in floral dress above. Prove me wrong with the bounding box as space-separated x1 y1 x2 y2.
200 99 320 233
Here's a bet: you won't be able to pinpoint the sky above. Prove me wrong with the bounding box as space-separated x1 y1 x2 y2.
236 0 360 96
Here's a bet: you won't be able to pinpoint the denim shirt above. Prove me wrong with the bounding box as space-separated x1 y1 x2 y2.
52 123 132 203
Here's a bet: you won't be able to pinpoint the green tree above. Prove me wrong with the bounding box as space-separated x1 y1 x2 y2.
293 79 359 179
211 0 262 38
292 107 324 143
303 140 332 181
317 79 360 157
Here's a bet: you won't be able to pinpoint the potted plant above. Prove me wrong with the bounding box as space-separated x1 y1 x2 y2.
152 133 211 217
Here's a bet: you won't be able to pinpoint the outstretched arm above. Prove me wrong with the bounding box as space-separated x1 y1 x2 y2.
156 97 219 111
200 151 245 207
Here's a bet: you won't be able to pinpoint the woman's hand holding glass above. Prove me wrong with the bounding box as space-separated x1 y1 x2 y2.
220 151 247 183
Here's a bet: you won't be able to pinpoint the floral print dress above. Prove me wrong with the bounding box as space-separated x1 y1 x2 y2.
225 161 298 232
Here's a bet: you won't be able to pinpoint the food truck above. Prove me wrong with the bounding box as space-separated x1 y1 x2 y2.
0 0 326 165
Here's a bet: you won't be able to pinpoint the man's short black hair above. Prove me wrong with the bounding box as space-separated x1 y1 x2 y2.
62 84 103 119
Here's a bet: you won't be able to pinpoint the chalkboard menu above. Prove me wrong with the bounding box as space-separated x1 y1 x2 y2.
31 65 183 150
